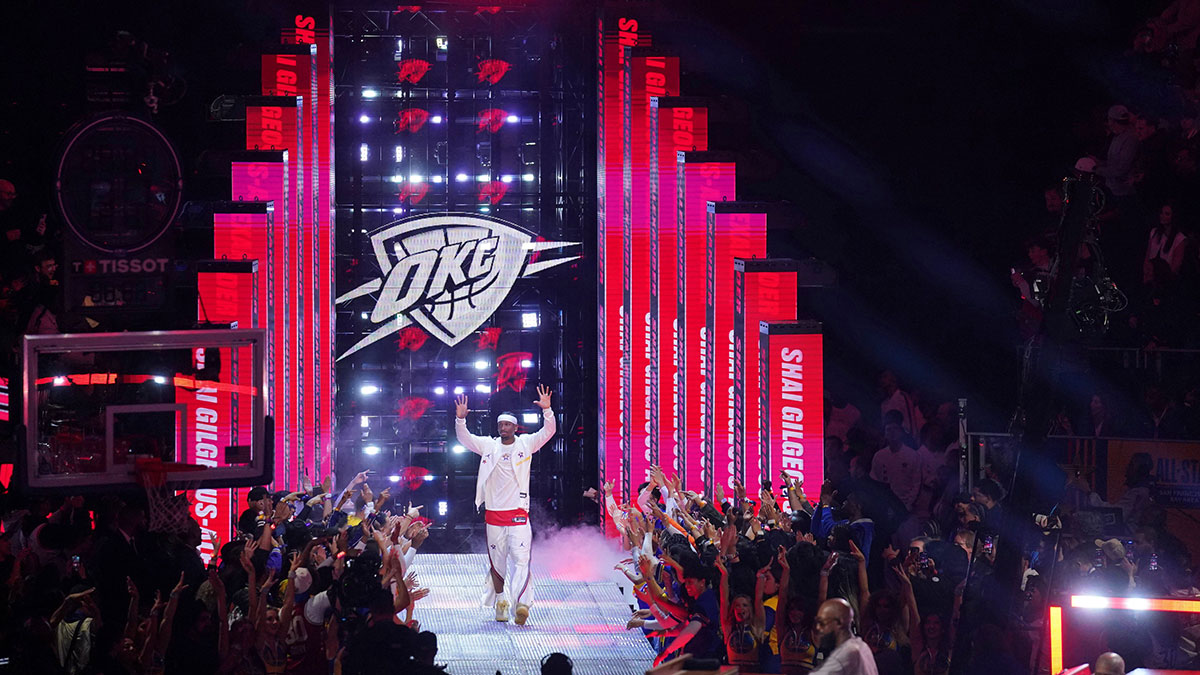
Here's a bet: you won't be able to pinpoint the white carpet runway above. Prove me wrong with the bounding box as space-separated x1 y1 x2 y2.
410 553 657 674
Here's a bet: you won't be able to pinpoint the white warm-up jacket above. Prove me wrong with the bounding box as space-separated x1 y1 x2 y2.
455 408 556 512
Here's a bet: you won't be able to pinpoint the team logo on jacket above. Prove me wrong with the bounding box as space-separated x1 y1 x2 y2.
336 213 579 359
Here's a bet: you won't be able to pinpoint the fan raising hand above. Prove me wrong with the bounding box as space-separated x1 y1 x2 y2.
534 384 553 410
455 395 469 419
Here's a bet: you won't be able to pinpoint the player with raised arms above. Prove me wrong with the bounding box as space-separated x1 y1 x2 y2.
454 384 556 625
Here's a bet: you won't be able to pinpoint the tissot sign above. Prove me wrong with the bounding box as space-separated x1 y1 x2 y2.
337 214 579 359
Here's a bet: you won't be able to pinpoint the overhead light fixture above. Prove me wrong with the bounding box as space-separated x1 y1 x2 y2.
431 175 443 184
474 360 489 370
522 173 535 182
359 114 371 124
455 173 469 182
152 376 167 384
500 175 513 183
360 144 370 162
389 175 404 183
452 445 465 454
522 312 539 328
423 474 435 482
433 386 445 395
436 36 449 50
431 115 443 124
408 174 424 183
506 114 519 123
520 359 533 368
475 384 491 393
394 146 404 162
364 445 381 455
388 475 400 483
438 501 448 516
360 384 380 396
362 89 379 98
522 413 538 424
360 415 370 428
453 386 464 395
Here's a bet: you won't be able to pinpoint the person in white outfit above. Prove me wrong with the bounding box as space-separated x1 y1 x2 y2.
454 385 556 626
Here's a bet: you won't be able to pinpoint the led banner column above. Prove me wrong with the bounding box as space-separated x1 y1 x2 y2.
649 97 709 482
625 53 680 492
283 15 336 484
242 98 300 488
676 151 736 496
759 322 824 502
704 203 767 496
262 44 319 487
187 256 259 563
733 259 800 494
598 14 641 507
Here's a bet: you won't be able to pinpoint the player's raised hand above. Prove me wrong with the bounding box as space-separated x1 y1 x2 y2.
455 395 469 419
534 384 552 410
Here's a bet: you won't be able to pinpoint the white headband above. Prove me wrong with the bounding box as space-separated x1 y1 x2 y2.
497 414 518 425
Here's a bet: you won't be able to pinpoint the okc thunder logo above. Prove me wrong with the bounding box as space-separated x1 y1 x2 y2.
336 214 579 359
477 59 511 84
396 59 432 84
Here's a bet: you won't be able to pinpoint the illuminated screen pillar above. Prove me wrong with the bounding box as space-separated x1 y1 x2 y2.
598 15 640 506
676 152 736 496
733 259 800 493
759 322 824 502
262 44 317 487
704 203 767 495
188 253 259 563
625 54 680 491
649 97 709 482
242 98 299 488
283 15 336 484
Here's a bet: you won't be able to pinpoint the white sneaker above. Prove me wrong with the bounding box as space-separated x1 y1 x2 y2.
513 604 530 626
495 599 510 622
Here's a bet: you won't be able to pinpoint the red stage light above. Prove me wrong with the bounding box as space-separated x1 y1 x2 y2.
396 108 430 132
477 108 507 133
396 59 432 84
477 59 511 85
475 6 501 16
394 5 422 13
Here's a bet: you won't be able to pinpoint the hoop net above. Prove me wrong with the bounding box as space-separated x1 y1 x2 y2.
135 460 205 536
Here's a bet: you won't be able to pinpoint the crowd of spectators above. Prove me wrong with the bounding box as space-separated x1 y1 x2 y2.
599 368 1199 674
0 469 453 674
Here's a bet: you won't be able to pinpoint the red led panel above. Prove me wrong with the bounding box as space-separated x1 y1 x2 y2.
759 322 824 502
283 17 336 485
262 44 317 489
186 261 257 563
733 259 799 494
649 97 709 482
233 125 293 489
624 54 680 493
598 16 640 507
703 203 767 496
676 152 736 495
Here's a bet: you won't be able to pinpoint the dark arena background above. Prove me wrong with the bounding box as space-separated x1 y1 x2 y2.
5 1 1200 674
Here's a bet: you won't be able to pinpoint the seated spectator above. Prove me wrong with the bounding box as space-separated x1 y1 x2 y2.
1094 105 1141 201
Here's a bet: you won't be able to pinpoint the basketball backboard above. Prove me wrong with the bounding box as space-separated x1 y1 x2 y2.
19 329 271 492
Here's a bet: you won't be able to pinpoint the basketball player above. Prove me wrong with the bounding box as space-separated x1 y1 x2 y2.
454 385 555 625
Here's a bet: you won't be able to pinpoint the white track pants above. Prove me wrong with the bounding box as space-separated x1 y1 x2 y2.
481 521 534 608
